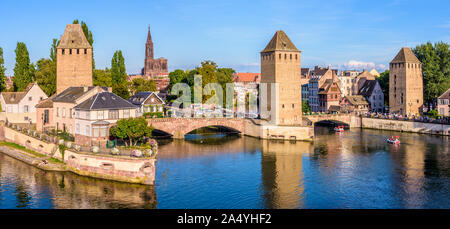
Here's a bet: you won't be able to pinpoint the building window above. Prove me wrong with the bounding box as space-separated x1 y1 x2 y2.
24 105 29 113
85 111 90 119
62 108 66 118
290 54 292 60
279 54 281 59
77 49 80 54
109 110 119 119
76 124 80 133
123 109 130 118
28 96 32 101
57 107 59 117
97 111 104 120
85 125 90 136
84 49 87 54
69 49 72 55
62 49 65 55
292 104 295 108
284 54 287 59
44 110 49 124
295 54 298 60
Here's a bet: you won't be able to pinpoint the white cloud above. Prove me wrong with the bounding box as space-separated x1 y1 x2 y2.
342 60 387 71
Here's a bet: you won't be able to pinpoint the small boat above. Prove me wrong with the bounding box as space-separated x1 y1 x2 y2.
334 125 344 132
387 136 400 145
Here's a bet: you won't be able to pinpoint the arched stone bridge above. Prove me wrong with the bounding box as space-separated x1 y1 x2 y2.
147 118 246 139
303 114 361 128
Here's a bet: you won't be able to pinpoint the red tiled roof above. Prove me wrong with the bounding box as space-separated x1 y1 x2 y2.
233 73 261 83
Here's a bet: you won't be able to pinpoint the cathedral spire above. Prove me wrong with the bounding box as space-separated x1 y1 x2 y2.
147 26 153 43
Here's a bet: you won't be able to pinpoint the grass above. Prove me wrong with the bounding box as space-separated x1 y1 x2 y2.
0 141 64 164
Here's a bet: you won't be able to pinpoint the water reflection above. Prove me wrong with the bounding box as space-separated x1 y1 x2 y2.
0 154 157 209
0 127 449 209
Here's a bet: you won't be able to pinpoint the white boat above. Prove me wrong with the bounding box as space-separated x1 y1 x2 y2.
334 125 344 132
386 136 400 145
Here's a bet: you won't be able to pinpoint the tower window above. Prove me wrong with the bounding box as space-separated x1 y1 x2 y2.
84 49 87 54
284 54 287 59
279 54 281 59
77 49 79 54
295 54 298 60
69 49 72 55
290 54 292 60
62 49 65 55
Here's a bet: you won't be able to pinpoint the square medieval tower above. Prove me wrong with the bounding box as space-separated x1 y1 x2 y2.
261 30 302 125
389 47 423 115
56 24 93 94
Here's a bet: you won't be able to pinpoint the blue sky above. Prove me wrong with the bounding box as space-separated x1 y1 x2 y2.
0 0 449 76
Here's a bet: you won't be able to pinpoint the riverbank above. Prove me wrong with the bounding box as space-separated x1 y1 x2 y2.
0 142 66 172
0 122 157 185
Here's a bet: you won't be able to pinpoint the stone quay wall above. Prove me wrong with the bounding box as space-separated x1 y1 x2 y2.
361 117 450 136
0 124 156 185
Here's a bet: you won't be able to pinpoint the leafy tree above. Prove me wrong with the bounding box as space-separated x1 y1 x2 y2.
113 82 130 100
13 42 34 91
0 47 6 92
34 58 56 96
130 78 157 95
412 42 450 107
302 100 311 113
93 68 112 87
378 70 389 105
168 69 187 92
50 38 59 63
111 50 127 85
109 117 154 147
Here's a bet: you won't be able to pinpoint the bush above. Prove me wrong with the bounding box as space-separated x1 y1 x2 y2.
58 132 74 142
143 112 164 118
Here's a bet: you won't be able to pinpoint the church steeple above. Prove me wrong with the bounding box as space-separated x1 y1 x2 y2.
145 26 154 61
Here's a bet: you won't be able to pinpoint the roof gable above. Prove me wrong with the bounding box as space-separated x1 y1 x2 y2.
74 92 137 110
261 30 299 53
390 47 421 64
57 24 92 49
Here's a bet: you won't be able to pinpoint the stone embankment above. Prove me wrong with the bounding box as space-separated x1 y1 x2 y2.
0 122 156 185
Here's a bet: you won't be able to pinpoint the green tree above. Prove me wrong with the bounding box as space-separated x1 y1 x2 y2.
378 70 389 105
412 42 450 107
93 68 112 87
168 69 187 92
13 42 34 91
302 100 311 113
109 117 153 146
34 58 55 96
111 50 127 85
113 82 130 100
0 47 7 92
130 78 157 95
50 38 59 63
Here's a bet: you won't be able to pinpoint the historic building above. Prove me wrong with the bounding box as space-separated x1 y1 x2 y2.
389 47 423 115
260 30 302 125
437 88 450 116
56 24 93 94
73 91 138 147
0 83 48 124
318 78 342 113
308 67 341 112
358 80 384 112
143 27 169 92
338 70 360 97
129 92 166 116
340 95 369 113
352 69 375 95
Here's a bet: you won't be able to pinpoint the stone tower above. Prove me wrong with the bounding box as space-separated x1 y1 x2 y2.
56 24 93 94
261 30 302 125
143 26 168 79
389 47 423 115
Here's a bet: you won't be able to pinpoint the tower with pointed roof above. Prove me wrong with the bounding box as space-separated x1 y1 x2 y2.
56 24 93 94
143 26 168 79
261 30 302 125
389 47 423 115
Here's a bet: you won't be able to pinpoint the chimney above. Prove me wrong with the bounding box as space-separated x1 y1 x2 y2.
83 86 89 92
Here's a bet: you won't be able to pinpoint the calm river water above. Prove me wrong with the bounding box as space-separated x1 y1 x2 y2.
0 127 449 209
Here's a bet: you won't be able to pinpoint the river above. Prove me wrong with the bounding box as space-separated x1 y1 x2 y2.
0 127 449 209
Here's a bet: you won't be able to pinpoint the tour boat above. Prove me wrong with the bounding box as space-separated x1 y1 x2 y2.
334 125 345 132
386 136 400 145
